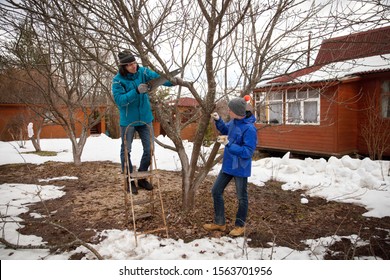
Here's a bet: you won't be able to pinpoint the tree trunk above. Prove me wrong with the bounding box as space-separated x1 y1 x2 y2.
182 170 196 212
69 129 88 166
73 148 82 166
29 137 41 152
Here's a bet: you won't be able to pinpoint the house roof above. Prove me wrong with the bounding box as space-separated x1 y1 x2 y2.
257 26 390 88
281 54 390 84
314 26 390 65
265 66 321 84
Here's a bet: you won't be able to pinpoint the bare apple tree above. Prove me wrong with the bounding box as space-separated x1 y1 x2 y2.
77 0 342 211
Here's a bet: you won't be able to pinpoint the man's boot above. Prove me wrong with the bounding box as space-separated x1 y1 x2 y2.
127 181 138 195
138 179 153 190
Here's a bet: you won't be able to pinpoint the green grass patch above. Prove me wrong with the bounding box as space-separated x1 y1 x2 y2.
23 151 58 157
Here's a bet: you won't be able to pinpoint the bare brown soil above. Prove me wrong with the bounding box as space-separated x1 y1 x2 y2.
1 161 389 259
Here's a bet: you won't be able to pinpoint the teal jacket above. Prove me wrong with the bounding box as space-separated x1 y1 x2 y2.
112 66 172 126
215 114 257 177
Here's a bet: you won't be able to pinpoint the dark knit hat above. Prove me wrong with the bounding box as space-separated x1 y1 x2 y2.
228 98 247 117
118 51 136 65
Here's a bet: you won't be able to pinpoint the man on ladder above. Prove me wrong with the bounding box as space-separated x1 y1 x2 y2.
112 50 181 194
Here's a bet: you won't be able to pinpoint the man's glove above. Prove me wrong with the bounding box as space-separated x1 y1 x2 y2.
137 83 148 94
217 135 229 145
211 112 220 120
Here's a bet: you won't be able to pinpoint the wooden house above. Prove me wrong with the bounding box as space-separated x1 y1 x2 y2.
253 26 390 158
0 100 107 141
0 70 107 141
155 97 200 141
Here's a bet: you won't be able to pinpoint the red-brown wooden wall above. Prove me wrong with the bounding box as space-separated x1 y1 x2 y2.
254 73 390 157
0 104 105 141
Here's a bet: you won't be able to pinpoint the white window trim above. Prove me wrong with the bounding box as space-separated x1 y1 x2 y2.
255 88 321 125
285 89 320 125
266 92 284 124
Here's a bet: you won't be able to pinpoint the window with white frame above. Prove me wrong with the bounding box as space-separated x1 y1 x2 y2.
382 81 390 118
254 92 267 123
286 89 320 124
254 88 320 125
267 91 283 124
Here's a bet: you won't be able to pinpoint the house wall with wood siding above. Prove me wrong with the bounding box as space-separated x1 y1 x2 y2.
0 105 91 141
253 26 390 158
255 82 361 156
39 124 75 138
154 98 200 141
356 74 390 157
0 104 33 141
255 74 390 157
334 81 360 154
256 124 336 155
256 99 338 156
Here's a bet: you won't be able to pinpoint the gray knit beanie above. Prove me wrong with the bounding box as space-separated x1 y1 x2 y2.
228 98 247 117
118 51 136 65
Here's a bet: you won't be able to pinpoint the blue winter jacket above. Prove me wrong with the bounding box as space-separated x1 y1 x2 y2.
215 114 257 177
112 66 172 126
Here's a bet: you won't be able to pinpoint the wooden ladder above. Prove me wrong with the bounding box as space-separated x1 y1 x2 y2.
122 123 168 246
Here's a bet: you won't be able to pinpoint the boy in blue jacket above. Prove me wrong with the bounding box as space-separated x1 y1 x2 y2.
112 51 174 194
204 97 257 236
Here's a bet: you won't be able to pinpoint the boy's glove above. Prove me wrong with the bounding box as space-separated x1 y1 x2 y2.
217 135 229 145
137 83 148 94
211 112 220 120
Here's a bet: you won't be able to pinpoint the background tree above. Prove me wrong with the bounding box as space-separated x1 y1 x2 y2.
0 3 113 165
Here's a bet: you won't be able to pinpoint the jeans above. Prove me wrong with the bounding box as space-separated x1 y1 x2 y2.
120 123 154 173
211 171 248 227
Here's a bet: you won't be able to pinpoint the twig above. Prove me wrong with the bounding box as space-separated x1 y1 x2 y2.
1 186 104 260
0 236 103 260
7 141 28 165
328 188 367 201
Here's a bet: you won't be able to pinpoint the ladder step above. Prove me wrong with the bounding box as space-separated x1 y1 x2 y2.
131 172 157 179
132 198 160 206
130 213 152 222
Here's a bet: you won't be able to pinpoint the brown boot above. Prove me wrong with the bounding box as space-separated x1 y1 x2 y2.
229 227 245 236
203 223 226 231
